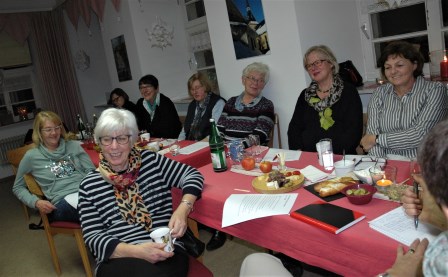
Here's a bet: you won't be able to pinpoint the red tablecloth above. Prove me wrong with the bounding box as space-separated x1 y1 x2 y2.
172 151 412 277
84 140 211 169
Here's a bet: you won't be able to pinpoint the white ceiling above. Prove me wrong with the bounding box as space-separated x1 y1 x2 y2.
0 0 66 13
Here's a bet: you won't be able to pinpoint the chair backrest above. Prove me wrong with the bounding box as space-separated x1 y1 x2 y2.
6 143 36 174
268 113 282 149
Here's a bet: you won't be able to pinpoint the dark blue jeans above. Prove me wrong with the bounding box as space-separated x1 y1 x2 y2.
48 198 79 223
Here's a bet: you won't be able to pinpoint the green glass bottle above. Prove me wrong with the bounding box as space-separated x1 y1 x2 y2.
77 114 86 140
209 119 227 172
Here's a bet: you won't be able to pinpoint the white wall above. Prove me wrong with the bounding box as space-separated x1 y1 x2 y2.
100 0 193 103
64 9 112 121
295 0 364 84
205 0 364 149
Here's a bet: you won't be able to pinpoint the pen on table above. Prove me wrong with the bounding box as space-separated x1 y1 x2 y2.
413 181 419 229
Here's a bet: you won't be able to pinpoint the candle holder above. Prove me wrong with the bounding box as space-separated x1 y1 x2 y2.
369 165 397 194
429 49 448 81
17 106 28 121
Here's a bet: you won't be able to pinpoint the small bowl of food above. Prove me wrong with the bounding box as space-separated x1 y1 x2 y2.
334 160 355 177
341 183 377 205
353 168 372 185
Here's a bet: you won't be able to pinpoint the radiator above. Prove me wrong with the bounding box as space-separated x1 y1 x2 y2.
0 134 26 165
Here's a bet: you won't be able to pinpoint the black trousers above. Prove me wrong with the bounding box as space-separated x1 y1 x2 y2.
97 249 189 277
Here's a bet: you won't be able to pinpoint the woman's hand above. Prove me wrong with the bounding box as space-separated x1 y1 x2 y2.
111 242 174 263
35 199 57 214
401 187 422 217
169 208 188 238
169 194 197 238
385 238 428 277
360 134 376 151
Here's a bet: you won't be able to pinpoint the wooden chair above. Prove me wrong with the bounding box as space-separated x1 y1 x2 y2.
24 174 93 277
268 113 282 149
6 143 36 220
7 145 93 276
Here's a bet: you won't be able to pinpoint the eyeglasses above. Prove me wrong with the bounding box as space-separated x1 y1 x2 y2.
111 96 120 102
139 84 154 91
41 125 62 133
305 59 327 70
99 135 131 146
354 157 387 168
191 85 204 91
244 76 265 85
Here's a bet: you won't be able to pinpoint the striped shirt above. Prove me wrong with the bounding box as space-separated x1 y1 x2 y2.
367 76 448 158
217 95 274 147
78 150 203 270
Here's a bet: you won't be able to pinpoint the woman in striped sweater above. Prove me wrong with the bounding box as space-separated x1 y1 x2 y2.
78 108 203 277
360 41 448 159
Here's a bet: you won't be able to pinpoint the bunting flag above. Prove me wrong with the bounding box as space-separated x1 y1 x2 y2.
79 0 91 28
91 0 106 22
111 0 121 13
2 13 30 45
65 0 80 30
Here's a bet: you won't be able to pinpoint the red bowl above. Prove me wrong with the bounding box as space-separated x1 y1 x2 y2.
341 183 377 205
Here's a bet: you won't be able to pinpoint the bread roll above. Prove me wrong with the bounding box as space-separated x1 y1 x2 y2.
314 177 357 197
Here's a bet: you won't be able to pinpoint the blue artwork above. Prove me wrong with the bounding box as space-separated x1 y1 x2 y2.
225 0 271 60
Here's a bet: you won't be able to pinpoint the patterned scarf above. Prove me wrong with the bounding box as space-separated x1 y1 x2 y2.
98 148 152 232
188 92 212 141
304 74 344 130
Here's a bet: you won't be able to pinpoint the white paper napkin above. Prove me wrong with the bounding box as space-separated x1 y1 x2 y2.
178 141 209 155
300 165 329 183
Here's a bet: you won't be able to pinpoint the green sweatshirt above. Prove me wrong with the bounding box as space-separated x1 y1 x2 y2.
12 139 96 208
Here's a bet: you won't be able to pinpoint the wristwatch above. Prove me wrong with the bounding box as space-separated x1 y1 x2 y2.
375 134 379 145
377 273 390 277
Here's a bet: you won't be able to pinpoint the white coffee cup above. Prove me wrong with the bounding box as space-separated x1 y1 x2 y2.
140 132 150 141
149 227 176 252
334 160 355 177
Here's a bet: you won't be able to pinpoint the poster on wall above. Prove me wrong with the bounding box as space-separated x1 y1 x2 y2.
111 35 132 82
225 0 270 60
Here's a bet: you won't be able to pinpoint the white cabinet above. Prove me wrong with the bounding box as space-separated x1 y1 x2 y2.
182 0 220 93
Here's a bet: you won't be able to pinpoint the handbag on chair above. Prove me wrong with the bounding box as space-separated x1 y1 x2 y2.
179 227 205 258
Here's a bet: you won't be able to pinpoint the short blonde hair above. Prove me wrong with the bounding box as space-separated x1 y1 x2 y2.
32 111 68 145
94 108 139 146
303 45 339 74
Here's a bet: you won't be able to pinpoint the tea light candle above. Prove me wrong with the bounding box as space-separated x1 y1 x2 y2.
377 179 393 187
440 55 448 80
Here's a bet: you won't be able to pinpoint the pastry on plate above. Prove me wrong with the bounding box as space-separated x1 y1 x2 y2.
314 177 357 197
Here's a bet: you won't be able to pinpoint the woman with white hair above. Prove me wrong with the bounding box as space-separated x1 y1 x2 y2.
217 62 275 147
78 108 204 276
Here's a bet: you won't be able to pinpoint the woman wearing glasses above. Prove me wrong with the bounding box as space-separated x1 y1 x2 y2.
217 62 275 147
178 72 225 141
360 41 448 159
108 88 138 116
288 45 363 155
135 74 182 138
78 108 203 276
12 111 95 222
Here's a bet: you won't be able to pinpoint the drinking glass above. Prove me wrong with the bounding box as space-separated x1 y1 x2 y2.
410 157 421 177
169 140 180 156
248 134 261 162
229 139 244 164
316 138 333 170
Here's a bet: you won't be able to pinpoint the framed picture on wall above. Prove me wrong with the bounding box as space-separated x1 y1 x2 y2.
111 35 132 82
225 0 270 60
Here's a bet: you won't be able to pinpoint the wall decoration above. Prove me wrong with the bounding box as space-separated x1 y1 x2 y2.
74 50 90 72
145 16 174 50
225 0 270 60
111 35 132 82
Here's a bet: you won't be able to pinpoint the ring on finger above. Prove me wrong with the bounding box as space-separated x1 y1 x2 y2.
409 249 415 254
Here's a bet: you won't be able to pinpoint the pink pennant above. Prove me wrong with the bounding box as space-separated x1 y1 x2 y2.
91 0 106 22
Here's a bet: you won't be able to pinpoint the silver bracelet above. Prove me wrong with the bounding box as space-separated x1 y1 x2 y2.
181 200 194 212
